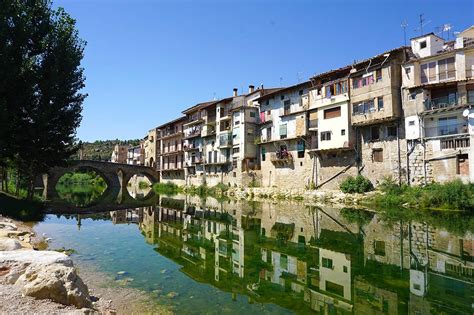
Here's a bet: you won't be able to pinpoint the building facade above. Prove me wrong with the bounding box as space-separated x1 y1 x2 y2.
402 28 474 184
110 144 129 164
158 117 186 185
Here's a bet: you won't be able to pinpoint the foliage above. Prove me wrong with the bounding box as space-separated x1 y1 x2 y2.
55 171 107 206
340 207 374 227
0 0 87 199
340 175 374 193
0 192 45 221
138 181 150 189
153 182 182 195
371 179 474 211
71 139 140 161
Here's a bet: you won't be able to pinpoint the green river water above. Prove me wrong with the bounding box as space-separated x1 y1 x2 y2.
11 186 474 314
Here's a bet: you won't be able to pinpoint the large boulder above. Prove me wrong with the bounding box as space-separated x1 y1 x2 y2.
0 237 21 251
18 264 92 308
0 250 92 308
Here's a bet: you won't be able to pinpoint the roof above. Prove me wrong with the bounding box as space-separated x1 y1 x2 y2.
182 100 217 115
154 116 187 129
410 32 444 41
253 82 310 102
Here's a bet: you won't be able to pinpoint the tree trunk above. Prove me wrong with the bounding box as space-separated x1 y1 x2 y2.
15 170 20 196
4 168 9 193
26 176 35 200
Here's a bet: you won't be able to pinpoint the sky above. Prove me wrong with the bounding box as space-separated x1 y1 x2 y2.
53 0 474 142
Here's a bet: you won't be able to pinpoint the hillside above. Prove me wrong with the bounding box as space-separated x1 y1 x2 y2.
72 139 141 161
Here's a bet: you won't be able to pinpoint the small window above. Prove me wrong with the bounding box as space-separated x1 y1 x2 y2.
457 154 469 175
265 100 269 105
405 67 411 74
409 92 416 100
413 283 421 290
261 147 266 162
376 69 382 82
408 120 415 126
298 151 304 158
249 111 256 117
321 131 331 141
299 89 304 96
378 97 384 110
373 149 383 162
322 257 333 269
233 147 240 154
420 41 427 49
343 266 348 273
280 95 285 100
387 126 397 137
341 129 346 136
371 126 380 140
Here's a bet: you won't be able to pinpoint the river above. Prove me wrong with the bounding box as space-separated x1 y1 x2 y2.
19 190 474 314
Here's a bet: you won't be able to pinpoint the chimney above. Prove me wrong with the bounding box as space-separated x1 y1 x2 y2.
260 84 264 90
248 85 255 94
233 88 238 97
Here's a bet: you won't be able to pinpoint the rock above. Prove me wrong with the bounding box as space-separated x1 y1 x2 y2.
18 264 92 308
160 269 167 274
116 271 127 275
0 237 22 251
166 291 178 299
0 250 73 267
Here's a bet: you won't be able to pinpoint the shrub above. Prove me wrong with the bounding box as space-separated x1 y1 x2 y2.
153 182 182 195
340 176 374 193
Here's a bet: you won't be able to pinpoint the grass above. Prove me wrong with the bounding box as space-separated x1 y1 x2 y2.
369 179 474 212
152 182 183 195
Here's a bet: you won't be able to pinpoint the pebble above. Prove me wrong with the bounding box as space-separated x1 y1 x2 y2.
160 269 167 274
116 271 127 276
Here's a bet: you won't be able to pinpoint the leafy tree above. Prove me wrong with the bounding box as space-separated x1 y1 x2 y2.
0 0 86 199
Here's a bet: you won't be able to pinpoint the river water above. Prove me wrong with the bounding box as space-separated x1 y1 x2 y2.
29 193 474 314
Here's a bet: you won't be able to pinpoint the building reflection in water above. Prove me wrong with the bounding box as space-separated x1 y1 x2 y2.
109 196 473 314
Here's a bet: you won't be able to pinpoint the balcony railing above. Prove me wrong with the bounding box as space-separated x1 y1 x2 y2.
183 143 199 151
270 151 293 165
424 122 469 138
201 125 216 137
441 137 470 150
185 128 201 138
423 94 461 111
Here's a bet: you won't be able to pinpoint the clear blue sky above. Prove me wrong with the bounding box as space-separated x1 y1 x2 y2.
54 0 474 142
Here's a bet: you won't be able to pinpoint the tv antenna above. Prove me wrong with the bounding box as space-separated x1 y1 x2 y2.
401 20 408 46
279 76 283 86
296 71 304 83
435 23 453 40
414 14 431 36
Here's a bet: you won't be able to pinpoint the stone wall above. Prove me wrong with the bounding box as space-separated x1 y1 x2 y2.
316 150 358 190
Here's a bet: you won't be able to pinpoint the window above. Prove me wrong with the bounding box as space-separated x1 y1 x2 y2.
420 41 427 49
280 95 285 100
321 131 331 141
322 257 333 269
280 254 288 269
232 147 240 154
353 74 374 89
376 69 382 82
284 99 291 115
325 80 348 97
234 120 240 125
457 154 469 175
326 281 344 297
468 89 474 103
343 266 348 273
438 57 455 81
279 124 287 139
265 100 269 105
297 140 305 158
208 151 212 163
438 116 458 135
409 92 417 100
341 129 346 136
374 240 386 256
373 149 383 162
247 128 254 136
266 127 272 140
299 89 304 95
261 147 266 161
409 120 415 126
413 284 421 290
324 106 341 119
249 111 256 118
378 97 384 110
387 126 397 137
371 126 380 140
421 61 436 83
353 99 375 115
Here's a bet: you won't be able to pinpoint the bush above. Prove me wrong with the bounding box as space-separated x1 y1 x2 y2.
153 182 182 195
340 176 374 193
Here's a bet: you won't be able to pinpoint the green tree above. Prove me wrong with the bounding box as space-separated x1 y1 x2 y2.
0 0 86 199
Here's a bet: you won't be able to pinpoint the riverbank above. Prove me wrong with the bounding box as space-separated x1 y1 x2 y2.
0 214 171 314
155 179 474 212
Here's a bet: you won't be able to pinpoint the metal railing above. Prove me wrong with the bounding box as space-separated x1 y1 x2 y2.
185 128 201 138
424 122 469 138
423 93 462 111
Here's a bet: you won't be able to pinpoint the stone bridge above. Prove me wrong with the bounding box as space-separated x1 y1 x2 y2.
43 160 159 202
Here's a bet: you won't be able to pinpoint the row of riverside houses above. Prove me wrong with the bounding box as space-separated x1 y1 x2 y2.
137 26 474 190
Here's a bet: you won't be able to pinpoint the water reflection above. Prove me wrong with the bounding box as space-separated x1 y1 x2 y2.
102 196 473 314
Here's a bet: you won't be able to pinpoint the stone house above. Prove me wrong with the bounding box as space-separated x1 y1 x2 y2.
308 67 358 190
257 81 313 189
144 127 159 170
402 27 474 184
127 143 144 165
157 116 186 185
110 144 129 164
349 47 408 185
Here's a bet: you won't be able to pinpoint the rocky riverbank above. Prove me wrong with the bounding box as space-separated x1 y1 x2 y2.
0 215 170 314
